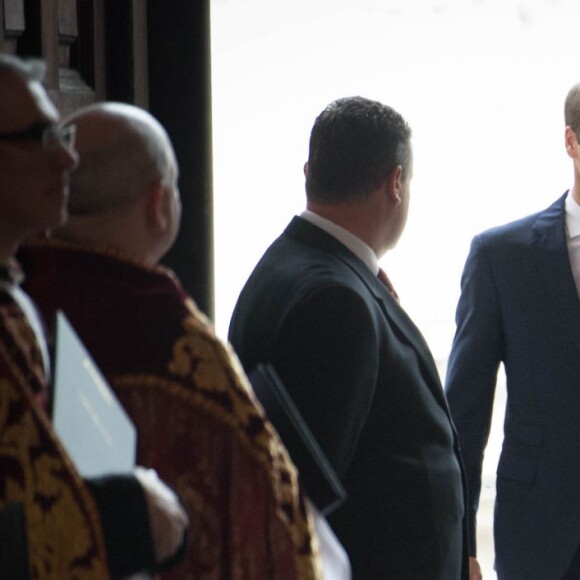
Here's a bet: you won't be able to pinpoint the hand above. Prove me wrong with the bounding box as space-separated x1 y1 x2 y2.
306 499 351 580
469 556 483 580
134 467 188 565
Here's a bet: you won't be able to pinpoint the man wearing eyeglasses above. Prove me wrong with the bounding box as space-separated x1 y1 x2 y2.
0 71 77 258
0 53 188 579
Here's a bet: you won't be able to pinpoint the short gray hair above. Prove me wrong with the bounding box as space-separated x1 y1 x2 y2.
0 53 45 82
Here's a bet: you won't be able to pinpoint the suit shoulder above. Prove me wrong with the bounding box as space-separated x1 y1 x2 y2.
247 233 367 293
477 212 538 245
232 241 377 343
474 194 564 250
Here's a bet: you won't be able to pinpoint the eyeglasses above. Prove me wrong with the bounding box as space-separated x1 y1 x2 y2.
0 122 76 151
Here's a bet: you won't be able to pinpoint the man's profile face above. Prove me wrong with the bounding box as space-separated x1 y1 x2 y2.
0 71 78 244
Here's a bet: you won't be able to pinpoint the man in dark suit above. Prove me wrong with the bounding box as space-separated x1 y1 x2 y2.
229 96 468 579
446 83 580 580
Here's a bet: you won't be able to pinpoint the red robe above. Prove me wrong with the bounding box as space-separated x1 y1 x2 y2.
20 238 322 580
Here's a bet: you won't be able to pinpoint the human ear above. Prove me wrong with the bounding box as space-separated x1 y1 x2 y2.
565 127 578 160
386 165 403 203
146 182 168 232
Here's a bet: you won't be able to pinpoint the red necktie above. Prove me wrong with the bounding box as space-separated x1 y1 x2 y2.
377 267 400 303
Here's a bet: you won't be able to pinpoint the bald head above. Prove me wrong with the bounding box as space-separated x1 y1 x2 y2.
57 103 181 265
65 102 178 215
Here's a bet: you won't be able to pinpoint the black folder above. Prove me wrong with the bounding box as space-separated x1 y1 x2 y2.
0 502 29 579
248 363 346 515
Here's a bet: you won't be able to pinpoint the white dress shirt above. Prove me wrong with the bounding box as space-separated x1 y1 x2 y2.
307 499 352 580
565 190 580 298
300 210 379 275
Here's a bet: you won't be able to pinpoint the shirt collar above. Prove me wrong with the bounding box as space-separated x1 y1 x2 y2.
0 259 24 287
300 210 379 275
565 189 580 239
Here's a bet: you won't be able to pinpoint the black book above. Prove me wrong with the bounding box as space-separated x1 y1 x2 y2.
248 363 346 515
0 502 29 580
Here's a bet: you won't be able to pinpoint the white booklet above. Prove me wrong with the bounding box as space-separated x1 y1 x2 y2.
51 311 136 478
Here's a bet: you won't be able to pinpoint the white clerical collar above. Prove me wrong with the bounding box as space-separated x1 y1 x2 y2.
300 210 379 275
565 189 580 239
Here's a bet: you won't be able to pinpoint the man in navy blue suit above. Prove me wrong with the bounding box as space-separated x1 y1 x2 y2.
446 83 580 580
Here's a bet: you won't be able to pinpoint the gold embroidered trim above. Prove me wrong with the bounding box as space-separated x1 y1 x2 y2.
115 371 321 578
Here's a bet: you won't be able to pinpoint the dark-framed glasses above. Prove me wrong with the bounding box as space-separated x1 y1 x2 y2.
0 122 76 151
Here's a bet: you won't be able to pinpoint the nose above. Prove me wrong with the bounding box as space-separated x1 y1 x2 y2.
49 140 79 172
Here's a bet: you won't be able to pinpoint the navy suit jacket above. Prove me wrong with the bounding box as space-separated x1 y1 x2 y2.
230 216 468 579
446 194 580 579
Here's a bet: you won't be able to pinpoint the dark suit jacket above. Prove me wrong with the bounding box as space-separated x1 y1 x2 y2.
229 216 468 579
446 193 580 580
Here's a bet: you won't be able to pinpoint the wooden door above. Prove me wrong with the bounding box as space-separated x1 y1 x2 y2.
0 0 108 115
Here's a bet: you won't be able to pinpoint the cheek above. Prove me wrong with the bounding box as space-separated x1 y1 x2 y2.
0 161 20 192
1 151 47 192
0 152 68 233
7 181 66 233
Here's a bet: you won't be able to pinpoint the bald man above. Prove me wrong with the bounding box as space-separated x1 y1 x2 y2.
19 102 325 580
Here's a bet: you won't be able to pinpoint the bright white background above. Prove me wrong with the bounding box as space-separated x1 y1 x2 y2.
211 1 580 576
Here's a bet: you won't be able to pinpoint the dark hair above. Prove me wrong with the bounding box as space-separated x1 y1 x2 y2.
565 83 580 135
305 96 412 203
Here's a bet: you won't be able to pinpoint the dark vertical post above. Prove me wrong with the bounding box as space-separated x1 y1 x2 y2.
2 0 27 54
103 1 135 102
147 1 214 319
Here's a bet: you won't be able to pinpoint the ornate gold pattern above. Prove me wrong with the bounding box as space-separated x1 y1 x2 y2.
20 237 323 580
115 310 322 579
0 336 110 579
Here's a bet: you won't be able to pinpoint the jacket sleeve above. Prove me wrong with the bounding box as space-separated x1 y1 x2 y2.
86 474 156 578
445 234 504 556
274 284 378 478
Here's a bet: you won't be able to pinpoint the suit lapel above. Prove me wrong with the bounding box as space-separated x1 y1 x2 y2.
530 194 580 350
364 272 450 410
285 217 449 409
